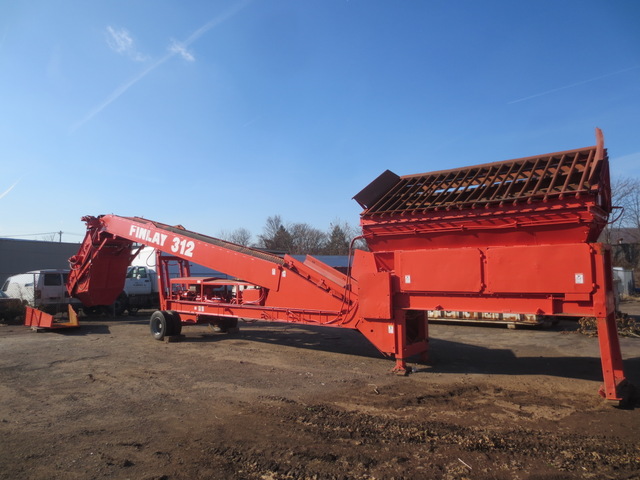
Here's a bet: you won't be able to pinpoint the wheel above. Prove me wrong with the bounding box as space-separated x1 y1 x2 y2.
84 305 104 316
223 318 239 334
210 317 239 333
113 293 128 316
167 311 182 336
150 310 173 340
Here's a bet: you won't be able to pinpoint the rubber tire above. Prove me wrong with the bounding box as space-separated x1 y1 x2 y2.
84 305 104 316
150 310 172 340
167 310 182 336
215 317 239 334
223 318 239 334
225 318 238 330
113 293 128 316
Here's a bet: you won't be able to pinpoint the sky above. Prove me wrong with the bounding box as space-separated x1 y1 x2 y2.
1 0 639 244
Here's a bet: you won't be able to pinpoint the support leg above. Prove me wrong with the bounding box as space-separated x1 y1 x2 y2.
391 309 429 375
597 313 628 402
393 358 409 375
392 311 409 375
592 244 632 404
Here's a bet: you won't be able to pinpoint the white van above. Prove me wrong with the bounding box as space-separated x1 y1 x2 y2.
1 269 80 314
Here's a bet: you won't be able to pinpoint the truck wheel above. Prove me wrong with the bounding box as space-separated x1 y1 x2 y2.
84 305 104 316
114 293 128 316
150 311 173 340
167 311 182 336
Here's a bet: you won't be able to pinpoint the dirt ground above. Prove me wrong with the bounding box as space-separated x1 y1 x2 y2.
1 301 640 480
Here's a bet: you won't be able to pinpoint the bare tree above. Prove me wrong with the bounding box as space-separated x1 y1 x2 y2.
612 178 637 221
290 223 326 255
226 228 252 247
258 215 284 247
259 215 293 252
607 177 640 238
624 180 640 231
256 215 369 255
607 177 640 274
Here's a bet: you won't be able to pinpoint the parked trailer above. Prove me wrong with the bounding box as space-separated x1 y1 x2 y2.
66 129 629 403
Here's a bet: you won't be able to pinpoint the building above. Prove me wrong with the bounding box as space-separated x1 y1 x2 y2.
0 238 80 284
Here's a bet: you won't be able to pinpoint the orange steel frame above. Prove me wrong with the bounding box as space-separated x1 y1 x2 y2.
67 129 629 402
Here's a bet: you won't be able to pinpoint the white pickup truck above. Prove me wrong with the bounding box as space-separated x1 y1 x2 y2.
114 266 160 315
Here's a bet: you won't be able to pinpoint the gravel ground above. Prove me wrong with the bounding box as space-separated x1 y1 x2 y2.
1 300 639 479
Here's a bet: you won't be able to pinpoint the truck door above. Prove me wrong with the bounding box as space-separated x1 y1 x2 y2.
125 267 152 296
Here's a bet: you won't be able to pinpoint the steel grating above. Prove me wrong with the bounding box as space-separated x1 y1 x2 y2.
361 138 609 216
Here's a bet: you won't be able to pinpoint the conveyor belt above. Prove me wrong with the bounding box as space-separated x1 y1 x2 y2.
133 219 286 266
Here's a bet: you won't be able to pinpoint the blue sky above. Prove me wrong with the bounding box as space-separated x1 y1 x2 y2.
1 0 639 243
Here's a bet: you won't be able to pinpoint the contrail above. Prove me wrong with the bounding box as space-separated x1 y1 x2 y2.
508 66 640 105
0 179 20 200
182 0 250 46
70 0 251 133
70 54 172 132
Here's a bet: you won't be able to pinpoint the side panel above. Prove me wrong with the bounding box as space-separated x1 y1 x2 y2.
397 248 483 293
356 319 397 356
68 237 135 307
359 271 392 319
486 244 594 294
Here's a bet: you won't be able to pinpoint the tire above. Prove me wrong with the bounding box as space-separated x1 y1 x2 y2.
211 317 238 333
113 293 128 316
223 318 239 333
167 311 182 336
84 305 104 316
150 310 172 340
